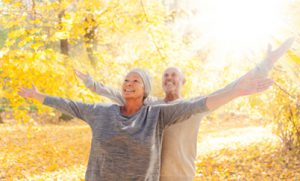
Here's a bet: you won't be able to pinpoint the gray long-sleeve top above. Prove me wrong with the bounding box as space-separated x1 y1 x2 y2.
43 96 208 181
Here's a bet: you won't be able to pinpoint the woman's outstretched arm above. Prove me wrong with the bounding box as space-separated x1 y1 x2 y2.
18 84 46 102
18 85 97 125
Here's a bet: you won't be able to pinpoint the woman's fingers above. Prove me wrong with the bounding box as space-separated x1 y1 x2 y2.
74 69 81 76
18 89 27 97
18 87 35 98
74 69 83 77
18 87 25 92
32 84 37 91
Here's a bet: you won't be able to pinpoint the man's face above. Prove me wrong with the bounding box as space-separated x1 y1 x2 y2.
162 67 184 94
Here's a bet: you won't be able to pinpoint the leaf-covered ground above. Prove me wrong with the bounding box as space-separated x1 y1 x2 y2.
0 118 299 180
195 124 300 180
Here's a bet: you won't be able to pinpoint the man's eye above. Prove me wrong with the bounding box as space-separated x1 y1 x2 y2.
124 79 129 82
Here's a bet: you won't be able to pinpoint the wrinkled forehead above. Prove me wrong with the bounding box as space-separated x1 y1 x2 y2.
163 67 184 77
125 72 142 80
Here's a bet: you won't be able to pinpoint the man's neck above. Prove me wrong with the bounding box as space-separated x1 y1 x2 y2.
164 93 181 103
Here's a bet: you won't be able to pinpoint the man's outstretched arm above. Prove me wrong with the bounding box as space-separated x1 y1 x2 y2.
160 76 273 127
74 70 159 105
74 70 126 105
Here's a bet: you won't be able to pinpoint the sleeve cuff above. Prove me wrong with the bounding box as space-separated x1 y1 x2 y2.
43 96 51 105
43 96 58 106
201 96 209 112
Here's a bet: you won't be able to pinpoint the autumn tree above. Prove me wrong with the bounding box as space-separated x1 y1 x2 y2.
0 0 193 123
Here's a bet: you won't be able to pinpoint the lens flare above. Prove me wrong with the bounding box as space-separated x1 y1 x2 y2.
193 0 289 51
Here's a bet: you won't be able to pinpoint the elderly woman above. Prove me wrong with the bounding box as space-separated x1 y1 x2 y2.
18 68 272 180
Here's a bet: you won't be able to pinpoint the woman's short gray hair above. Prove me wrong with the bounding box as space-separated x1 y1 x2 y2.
127 68 151 99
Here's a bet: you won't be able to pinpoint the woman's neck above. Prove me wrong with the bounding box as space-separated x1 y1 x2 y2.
121 98 144 116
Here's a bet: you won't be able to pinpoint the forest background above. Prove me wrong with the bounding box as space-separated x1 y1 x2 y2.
0 0 299 180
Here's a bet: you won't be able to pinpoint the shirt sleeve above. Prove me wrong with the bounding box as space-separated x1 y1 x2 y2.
158 97 209 127
43 96 98 126
143 96 159 105
204 57 275 109
83 76 125 105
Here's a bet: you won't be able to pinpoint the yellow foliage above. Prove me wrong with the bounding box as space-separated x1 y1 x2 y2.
0 0 179 122
0 121 90 180
0 0 299 178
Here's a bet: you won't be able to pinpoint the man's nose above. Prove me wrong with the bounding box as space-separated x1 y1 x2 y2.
166 75 172 80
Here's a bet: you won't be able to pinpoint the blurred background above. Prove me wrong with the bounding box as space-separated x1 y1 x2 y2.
0 0 299 180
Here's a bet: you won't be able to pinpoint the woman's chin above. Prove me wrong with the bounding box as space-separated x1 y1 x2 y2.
123 95 144 101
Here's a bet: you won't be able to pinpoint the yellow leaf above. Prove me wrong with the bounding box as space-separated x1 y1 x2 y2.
287 50 300 64
30 42 44 51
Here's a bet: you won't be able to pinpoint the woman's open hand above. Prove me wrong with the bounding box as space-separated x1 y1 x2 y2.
18 84 46 102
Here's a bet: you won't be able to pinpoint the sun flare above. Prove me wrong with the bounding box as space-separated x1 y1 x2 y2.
194 0 290 53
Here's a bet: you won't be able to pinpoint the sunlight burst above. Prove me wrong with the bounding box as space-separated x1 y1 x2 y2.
194 0 290 53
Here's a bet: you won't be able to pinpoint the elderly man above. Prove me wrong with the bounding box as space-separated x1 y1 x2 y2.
75 38 293 181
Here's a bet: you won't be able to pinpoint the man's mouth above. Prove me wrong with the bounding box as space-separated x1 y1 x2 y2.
165 82 174 87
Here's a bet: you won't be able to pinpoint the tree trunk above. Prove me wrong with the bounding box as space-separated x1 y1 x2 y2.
57 5 72 121
84 15 97 67
58 10 69 55
60 39 69 55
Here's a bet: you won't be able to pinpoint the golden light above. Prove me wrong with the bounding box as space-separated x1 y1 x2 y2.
174 0 296 87
194 0 290 54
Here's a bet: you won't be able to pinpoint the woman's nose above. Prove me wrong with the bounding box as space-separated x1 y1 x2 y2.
125 81 133 86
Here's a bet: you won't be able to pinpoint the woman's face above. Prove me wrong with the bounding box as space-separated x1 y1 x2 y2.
122 72 145 100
